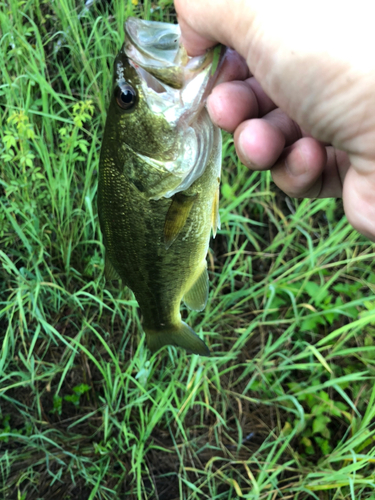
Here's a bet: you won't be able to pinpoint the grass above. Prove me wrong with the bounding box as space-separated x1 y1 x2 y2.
1 0 375 498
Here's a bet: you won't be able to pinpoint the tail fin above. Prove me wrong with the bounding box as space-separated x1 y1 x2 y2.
145 321 210 356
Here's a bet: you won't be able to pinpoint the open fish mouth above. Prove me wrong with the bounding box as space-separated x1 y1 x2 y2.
122 17 225 199
124 17 224 117
124 17 213 89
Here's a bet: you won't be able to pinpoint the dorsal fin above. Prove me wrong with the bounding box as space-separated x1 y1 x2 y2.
164 192 197 249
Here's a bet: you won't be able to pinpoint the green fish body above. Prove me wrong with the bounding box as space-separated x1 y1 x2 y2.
98 18 223 355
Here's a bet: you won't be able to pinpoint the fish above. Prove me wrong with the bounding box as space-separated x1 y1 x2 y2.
98 17 224 356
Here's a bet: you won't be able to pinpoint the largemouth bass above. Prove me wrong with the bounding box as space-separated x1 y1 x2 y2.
98 18 223 356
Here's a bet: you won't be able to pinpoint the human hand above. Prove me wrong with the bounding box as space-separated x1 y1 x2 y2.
175 0 375 240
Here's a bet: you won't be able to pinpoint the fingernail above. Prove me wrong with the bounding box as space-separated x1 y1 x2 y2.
237 132 254 168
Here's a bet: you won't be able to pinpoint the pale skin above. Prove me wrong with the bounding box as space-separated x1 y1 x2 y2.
174 0 375 240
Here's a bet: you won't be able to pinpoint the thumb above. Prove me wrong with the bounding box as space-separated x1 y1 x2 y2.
175 0 253 57
176 15 216 56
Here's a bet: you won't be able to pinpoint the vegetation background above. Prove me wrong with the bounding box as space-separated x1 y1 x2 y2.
1 0 375 498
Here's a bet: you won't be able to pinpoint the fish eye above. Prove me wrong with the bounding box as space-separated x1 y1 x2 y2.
115 83 137 110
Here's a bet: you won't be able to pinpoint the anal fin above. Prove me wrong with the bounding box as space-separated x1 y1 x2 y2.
164 192 197 249
104 253 121 281
183 264 209 312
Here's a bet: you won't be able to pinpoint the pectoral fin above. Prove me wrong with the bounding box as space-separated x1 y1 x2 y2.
211 184 221 238
183 264 209 311
164 192 197 249
104 254 121 281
